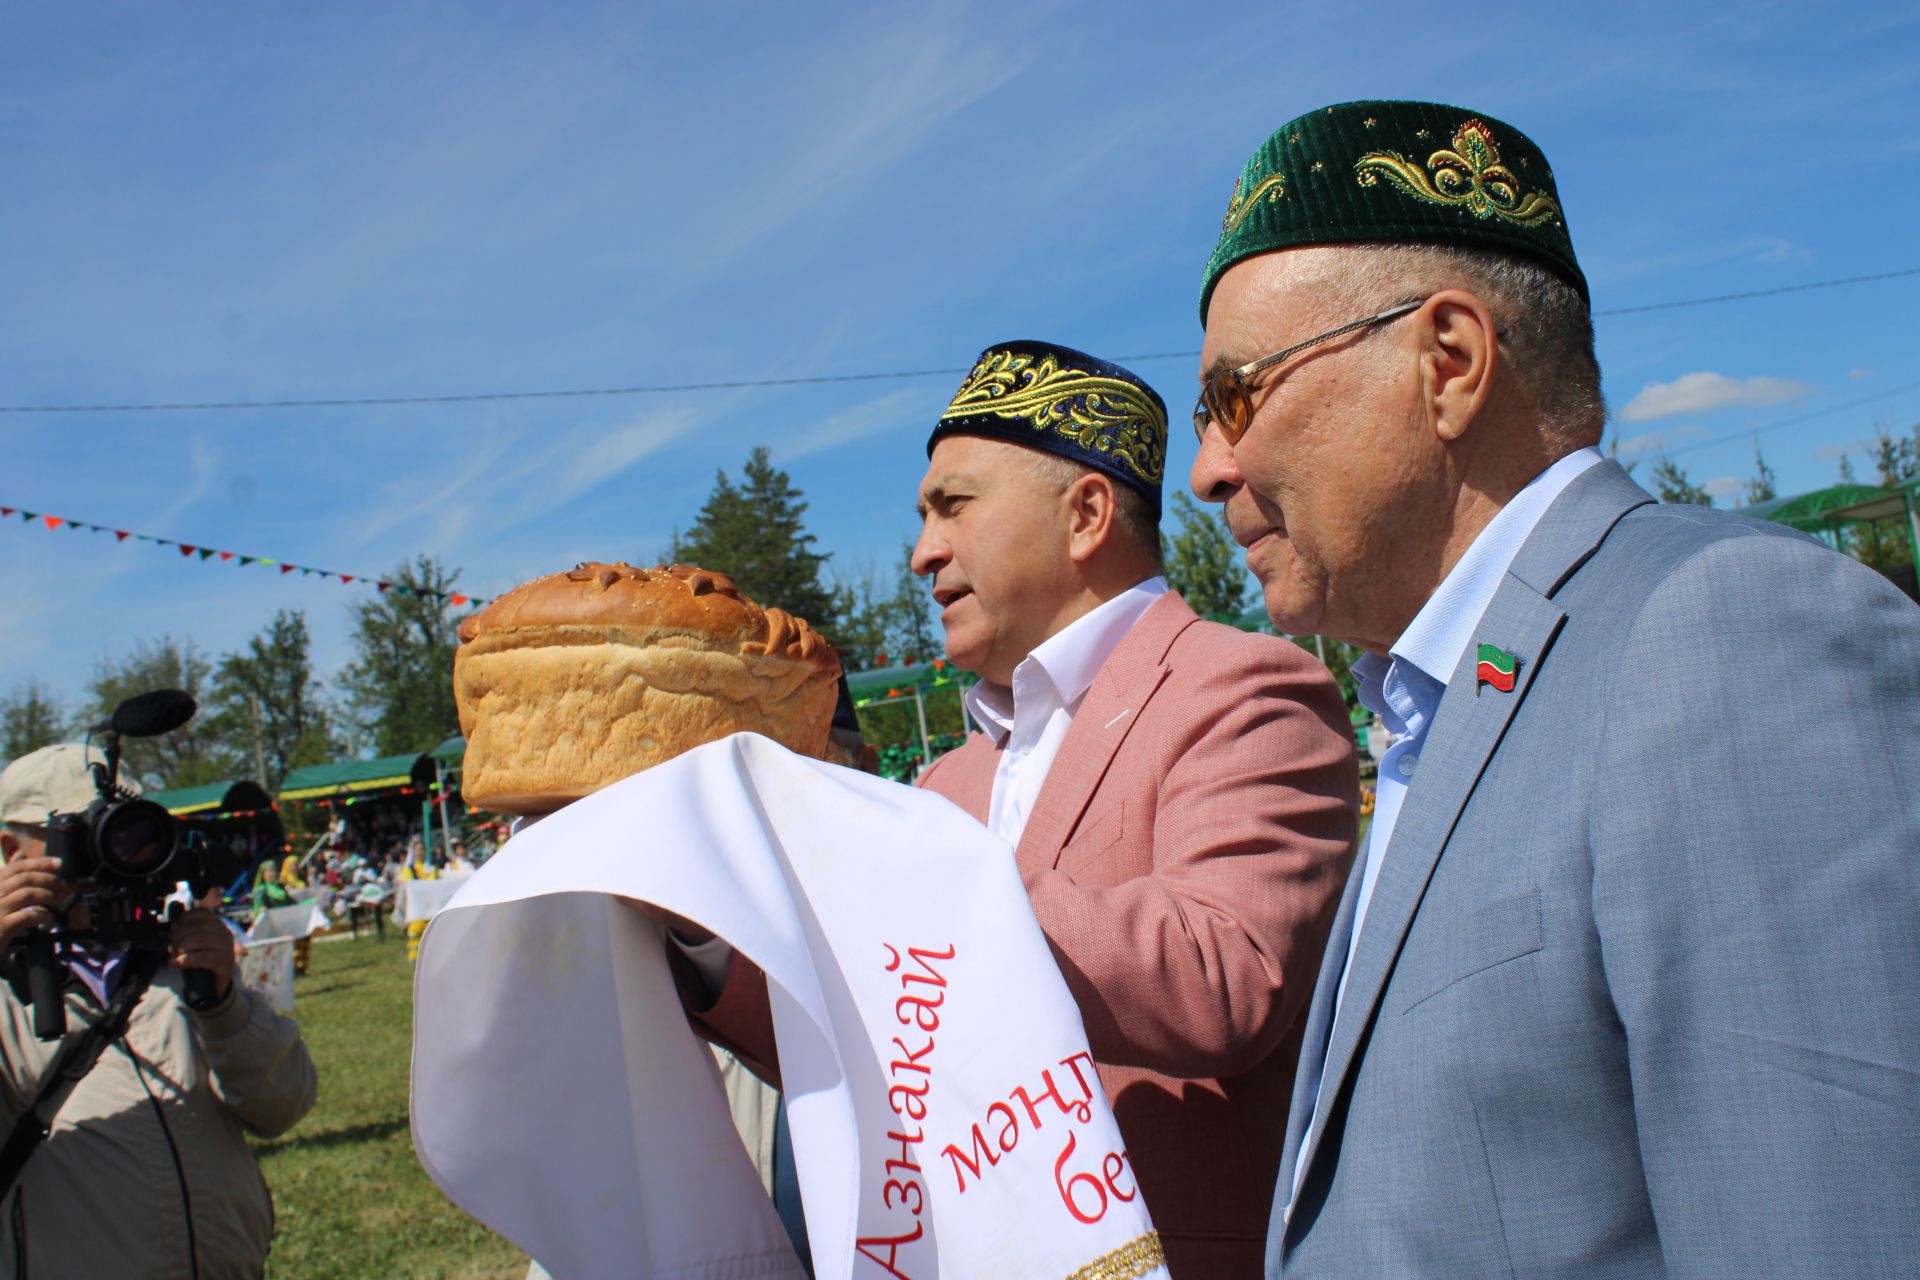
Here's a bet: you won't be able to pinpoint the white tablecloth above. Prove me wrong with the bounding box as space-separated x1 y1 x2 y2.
411 733 1163 1280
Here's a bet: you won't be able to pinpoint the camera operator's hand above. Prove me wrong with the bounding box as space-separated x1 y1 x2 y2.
168 909 236 1002
0 853 76 950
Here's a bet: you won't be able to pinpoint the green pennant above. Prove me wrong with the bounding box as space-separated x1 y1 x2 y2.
19 511 35 522
197 547 216 560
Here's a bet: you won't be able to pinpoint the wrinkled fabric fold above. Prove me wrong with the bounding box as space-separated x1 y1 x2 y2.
411 733 1160 1279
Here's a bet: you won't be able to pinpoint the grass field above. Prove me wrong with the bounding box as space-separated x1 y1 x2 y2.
251 933 529 1280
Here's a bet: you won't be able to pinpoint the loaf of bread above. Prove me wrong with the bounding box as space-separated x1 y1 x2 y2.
453 562 842 814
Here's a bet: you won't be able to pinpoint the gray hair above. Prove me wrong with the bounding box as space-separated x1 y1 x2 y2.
1022 450 1164 569
1317 243 1606 448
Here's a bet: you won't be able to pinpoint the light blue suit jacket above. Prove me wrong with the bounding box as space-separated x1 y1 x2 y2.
1271 462 1920 1277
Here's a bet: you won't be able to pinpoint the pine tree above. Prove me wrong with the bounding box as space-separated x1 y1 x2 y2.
669 447 841 636
1163 491 1250 619
208 610 338 787
1745 445 1778 506
1650 454 1713 506
340 556 469 757
887 541 939 665
1 683 65 762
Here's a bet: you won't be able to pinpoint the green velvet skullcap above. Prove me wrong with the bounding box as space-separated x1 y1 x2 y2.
1199 100 1587 324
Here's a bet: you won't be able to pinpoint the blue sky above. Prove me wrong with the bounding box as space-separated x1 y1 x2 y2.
4 0 1917 729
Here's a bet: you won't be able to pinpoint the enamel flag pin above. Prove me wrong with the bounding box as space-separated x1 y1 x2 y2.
1475 644 1519 695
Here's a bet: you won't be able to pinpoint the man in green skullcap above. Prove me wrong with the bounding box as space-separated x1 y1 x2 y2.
1191 100 1920 1276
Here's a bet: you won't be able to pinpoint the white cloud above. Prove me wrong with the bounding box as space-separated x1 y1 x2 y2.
1850 367 1873 381
1703 475 1742 500
1815 439 1874 461
1613 425 1708 453
1621 372 1814 422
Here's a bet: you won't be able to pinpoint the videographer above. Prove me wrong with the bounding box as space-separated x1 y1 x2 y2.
0 744 317 1279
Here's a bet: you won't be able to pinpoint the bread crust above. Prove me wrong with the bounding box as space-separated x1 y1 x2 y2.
454 563 841 813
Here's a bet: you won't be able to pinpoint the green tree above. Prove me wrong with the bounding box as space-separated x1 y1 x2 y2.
669 447 841 637
1650 454 1712 506
830 560 893 671
1870 422 1919 487
339 556 469 757
1 682 65 761
208 610 337 787
887 541 940 665
1838 453 1859 485
1745 445 1778 506
83 637 235 789
1163 491 1250 619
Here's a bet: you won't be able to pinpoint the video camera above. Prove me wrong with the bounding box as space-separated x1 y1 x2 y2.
10 690 245 1039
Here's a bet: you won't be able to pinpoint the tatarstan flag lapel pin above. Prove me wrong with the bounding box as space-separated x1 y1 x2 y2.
1475 643 1519 695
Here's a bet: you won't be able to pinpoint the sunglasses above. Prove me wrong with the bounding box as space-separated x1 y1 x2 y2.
1192 299 1427 446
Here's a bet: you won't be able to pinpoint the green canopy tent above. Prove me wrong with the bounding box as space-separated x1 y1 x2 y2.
278 748 460 864
1748 480 1920 600
846 659 977 778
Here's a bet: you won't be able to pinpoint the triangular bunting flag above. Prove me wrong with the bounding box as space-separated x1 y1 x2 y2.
116 531 130 542
219 551 233 561
377 581 392 592
281 563 296 574
20 511 36 522
197 547 216 560
41 515 62 530
179 544 196 557
0 508 12 517
450 594 468 606
339 575 354 585
239 556 253 566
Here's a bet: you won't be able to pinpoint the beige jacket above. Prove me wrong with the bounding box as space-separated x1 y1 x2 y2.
0 965 317 1279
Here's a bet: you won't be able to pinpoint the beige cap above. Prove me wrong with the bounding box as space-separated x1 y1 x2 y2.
0 744 140 826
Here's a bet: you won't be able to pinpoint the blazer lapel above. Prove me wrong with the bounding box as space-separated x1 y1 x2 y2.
1013 593 1193 877
1291 460 1655 1194
1275 845 1367 1216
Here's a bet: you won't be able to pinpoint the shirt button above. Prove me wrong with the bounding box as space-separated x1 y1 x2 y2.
1397 755 1417 777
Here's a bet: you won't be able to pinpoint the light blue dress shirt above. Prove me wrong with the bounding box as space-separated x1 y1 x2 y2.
1288 445 1602 1204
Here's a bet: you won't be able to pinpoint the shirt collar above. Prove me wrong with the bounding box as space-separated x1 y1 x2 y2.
965 576 1168 746
1387 447 1602 690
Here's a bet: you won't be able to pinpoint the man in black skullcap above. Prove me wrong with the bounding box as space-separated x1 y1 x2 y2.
692 341 1359 1276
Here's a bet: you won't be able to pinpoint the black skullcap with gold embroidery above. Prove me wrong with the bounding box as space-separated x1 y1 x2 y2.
930 341 1168 515
1199 100 1586 323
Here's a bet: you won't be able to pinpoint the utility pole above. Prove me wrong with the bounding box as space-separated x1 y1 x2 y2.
247 693 268 788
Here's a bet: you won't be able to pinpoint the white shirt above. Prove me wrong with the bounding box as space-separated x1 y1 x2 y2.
1289 446 1602 1205
963 576 1168 847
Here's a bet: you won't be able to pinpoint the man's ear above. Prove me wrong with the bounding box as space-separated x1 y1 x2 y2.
1064 471 1119 564
1419 289 1499 443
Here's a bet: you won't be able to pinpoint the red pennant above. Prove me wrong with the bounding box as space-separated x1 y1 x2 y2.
339 575 353 585
41 515 62 530
377 581 391 592
179 544 196 557
219 551 233 561
280 563 295 574
0 508 12 517
115 530 129 542
450 594 468 606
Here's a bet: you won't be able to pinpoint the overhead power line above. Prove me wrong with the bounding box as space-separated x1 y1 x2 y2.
0 266 1914 415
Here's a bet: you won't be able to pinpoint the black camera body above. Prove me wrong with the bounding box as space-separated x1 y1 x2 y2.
8 690 244 1038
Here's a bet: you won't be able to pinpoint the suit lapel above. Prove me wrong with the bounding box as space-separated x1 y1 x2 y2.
1013 593 1193 877
1291 460 1656 1194
1276 845 1367 1211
